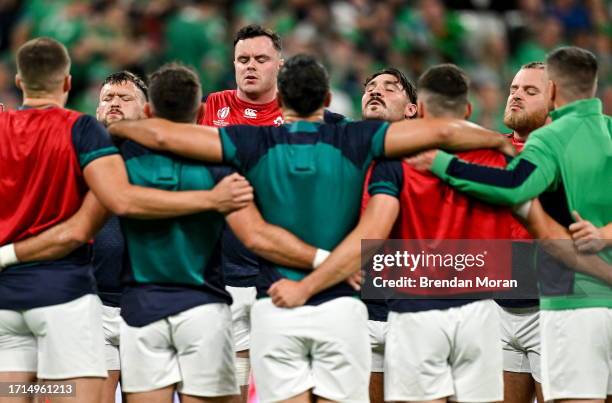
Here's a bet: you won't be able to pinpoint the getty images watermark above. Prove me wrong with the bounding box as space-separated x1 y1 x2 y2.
358 239 597 300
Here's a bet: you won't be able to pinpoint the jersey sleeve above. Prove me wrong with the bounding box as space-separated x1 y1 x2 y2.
367 160 404 198
71 115 118 168
219 125 266 171
341 120 390 169
430 128 560 206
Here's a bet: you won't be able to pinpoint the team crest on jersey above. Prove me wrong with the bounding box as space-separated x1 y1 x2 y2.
273 116 284 126
217 106 230 120
244 108 257 119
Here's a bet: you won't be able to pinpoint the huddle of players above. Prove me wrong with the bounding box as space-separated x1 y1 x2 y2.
0 23 611 403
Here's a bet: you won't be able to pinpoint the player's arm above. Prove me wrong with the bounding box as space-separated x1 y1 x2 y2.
108 118 223 162
384 118 516 158
268 160 402 307
428 132 558 206
84 156 252 218
268 194 399 307
225 203 323 269
517 199 612 285
0 192 110 269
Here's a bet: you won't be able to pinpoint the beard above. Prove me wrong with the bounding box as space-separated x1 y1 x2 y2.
503 108 548 133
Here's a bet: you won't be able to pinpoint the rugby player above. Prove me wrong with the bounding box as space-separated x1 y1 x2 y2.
94 70 148 403
429 46 612 403
498 62 551 403
360 67 417 403
108 54 512 403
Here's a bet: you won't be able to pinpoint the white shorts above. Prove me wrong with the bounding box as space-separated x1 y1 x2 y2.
250 297 370 403
385 300 503 402
540 307 612 400
499 305 541 382
368 320 387 373
120 303 238 397
102 305 121 371
0 294 107 379
227 286 257 352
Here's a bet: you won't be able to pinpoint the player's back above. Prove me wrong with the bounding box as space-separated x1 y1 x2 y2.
367 149 520 312
0 107 85 244
119 140 232 326
0 107 117 310
397 149 518 240
220 119 388 303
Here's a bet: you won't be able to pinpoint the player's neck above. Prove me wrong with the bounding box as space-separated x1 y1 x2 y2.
512 130 529 143
283 107 325 123
22 95 64 109
236 88 277 105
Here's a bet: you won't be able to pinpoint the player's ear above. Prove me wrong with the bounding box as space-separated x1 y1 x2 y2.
464 102 473 120
404 103 418 119
324 91 331 107
63 75 71 93
14 74 22 91
548 80 556 107
144 102 153 118
279 57 284 68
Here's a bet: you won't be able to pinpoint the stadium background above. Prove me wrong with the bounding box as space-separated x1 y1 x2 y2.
0 0 611 128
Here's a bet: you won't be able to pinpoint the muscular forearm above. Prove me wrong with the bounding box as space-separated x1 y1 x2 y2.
227 203 317 268
301 195 399 296
14 192 110 262
108 118 223 162
112 187 220 219
524 200 612 285
385 118 512 158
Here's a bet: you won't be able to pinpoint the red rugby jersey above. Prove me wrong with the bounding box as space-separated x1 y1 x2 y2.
199 89 284 127
0 107 117 243
364 150 521 240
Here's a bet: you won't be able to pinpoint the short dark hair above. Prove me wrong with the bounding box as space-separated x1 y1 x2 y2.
16 37 70 93
364 68 417 104
417 64 469 117
277 54 329 117
521 61 546 70
148 63 201 123
546 46 598 100
233 24 282 52
102 71 148 100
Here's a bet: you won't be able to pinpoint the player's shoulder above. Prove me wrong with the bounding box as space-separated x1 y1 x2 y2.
204 89 237 106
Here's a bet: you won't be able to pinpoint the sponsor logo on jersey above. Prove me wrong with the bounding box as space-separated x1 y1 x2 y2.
244 108 257 118
217 106 230 120
273 116 284 126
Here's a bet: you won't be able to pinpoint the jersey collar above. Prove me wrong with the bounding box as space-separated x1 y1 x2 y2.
549 98 602 121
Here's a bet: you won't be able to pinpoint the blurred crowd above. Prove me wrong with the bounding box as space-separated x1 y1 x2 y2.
1 0 612 126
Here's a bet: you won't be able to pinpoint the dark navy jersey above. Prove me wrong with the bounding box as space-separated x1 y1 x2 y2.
93 216 125 307
0 111 117 310
220 120 388 305
119 140 233 326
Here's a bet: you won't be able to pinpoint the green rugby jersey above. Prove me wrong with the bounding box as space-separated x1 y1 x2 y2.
430 98 612 310
119 140 232 326
220 120 389 304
